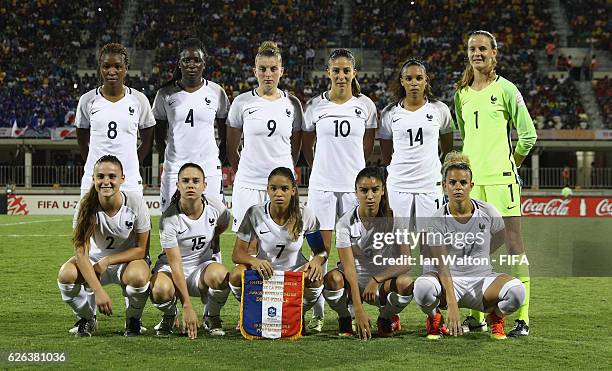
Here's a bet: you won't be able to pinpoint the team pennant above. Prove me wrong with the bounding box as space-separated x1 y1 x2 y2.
240 270 304 340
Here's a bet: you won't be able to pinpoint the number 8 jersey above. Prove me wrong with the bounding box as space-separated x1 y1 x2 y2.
304 92 377 192
75 86 156 193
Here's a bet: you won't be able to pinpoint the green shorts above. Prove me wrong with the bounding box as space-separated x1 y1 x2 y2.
471 184 521 217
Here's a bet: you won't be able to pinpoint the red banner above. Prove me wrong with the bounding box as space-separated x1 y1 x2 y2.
521 197 612 217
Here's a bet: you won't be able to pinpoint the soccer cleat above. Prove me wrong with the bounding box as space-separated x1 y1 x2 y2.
205 315 225 336
390 314 401 332
376 317 394 337
155 313 178 336
462 315 488 333
307 315 324 333
74 317 96 337
487 312 507 340
124 317 143 337
338 316 354 337
70 315 96 334
425 312 444 340
507 319 529 337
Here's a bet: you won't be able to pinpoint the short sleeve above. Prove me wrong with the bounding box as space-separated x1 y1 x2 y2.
136 92 156 129
335 219 351 249
426 213 446 240
227 95 244 129
377 104 394 140
216 86 229 119
289 95 304 132
159 213 179 249
74 93 91 129
485 203 505 234
436 101 454 134
152 89 168 121
302 207 320 234
235 206 255 242
302 97 316 132
363 95 378 129
134 198 151 233
207 196 231 227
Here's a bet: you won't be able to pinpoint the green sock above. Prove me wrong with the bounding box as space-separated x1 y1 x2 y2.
470 310 486 323
512 254 530 325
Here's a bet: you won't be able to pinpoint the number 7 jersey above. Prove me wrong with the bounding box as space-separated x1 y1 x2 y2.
75 86 156 192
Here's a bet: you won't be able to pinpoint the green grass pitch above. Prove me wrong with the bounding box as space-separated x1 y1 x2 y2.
0 215 611 370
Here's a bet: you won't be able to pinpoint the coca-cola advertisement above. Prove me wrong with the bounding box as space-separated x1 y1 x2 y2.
521 197 612 217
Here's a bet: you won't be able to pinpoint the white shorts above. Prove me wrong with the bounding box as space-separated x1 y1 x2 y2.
333 267 385 307
387 190 443 231
91 259 127 287
160 169 224 212
152 259 217 297
231 185 268 232
417 272 502 312
307 189 358 230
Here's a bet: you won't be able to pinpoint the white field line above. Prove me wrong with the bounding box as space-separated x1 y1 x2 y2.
0 218 65 227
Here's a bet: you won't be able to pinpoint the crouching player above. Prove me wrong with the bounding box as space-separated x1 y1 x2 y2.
323 167 414 340
414 152 526 339
57 155 151 337
229 167 329 329
151 163 231 339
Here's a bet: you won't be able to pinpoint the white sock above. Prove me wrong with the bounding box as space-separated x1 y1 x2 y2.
312 261 328 317
207 287 230 317
229 283 242 302
58 282 94 320
323 288 351 318
379 292 413 319
303 286 323 312
153 297 178 316
125 283 150 320
413 276 441 317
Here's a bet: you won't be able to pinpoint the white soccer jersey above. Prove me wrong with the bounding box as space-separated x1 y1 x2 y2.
335 206 402 280
378 100 453 193
304 92 378 192
158 196 230 269
426 199 504 277
152 80 229 175
236 202 319 271
227 89 303 189
72 192 151 260
75 86 155 192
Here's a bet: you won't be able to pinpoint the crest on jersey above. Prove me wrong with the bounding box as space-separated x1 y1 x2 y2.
129 106 135 115
426 114 433 121
209 217 215 226
355 108 362 117
479 223 486 232
205 97 211 105
490 95 497 104
286 108 291 117
125 220 134 229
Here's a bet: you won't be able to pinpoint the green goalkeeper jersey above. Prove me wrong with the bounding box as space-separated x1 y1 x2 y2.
454 76 537 185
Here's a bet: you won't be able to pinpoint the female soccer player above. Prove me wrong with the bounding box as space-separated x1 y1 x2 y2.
153 37 229 211
413 152 526 340
454 30 537 336
229 167 329 321
57 155 151 337
150 163 231 339
323 167 413 340
75 43 155 198
379 59 453 226
226 41 303 233
302 49 378 329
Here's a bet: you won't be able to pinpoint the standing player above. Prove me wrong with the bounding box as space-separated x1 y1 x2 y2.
323 167 413 340
302 49 378 330
57 155 151 337
75 43 155 199
226 41 303 233
413 152 526 340
454 30 537 336
379 58 453 229
153 37 229 211
151 163 231 339
229 167 329 322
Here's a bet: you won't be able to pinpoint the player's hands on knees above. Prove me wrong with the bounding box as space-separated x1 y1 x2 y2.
93 256 110 275
362 278 379 305
446 304 463 336
251 259 274 280
303 260 323 282
182 305 198 340
95 289 113 316
354 308 372 340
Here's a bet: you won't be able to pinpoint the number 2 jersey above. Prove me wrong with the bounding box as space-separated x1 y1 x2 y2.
158 197 230 269
227 89 303 190
304 92 378 192
72 191 151 261
378 100 453 193
152 80 229 176
75 86 156 192
236 202 320 271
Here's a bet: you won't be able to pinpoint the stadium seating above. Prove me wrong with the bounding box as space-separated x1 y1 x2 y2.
563 0 610 49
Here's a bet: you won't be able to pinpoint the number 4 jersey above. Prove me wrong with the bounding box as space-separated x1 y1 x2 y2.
75 86 156 193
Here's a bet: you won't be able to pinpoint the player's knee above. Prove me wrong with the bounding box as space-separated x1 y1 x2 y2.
323 270 344 290
306 277 323 288
413 275 440 308
497 279 526 315
57 261 77 284
229 265 246 286
394 274 414 296
123 268 149 288
151 280 174 303
205 264 229 289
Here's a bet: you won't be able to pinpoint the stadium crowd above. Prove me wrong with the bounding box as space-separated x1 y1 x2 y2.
563 0 610 49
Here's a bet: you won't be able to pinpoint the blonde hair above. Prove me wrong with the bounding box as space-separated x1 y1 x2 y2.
256 41 282 64
442 151 472 181
456 30 498 91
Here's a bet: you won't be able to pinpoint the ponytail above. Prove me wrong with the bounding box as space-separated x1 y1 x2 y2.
72 184 99 249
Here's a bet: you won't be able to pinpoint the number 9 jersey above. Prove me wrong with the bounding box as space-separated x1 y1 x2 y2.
75 87 156 194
